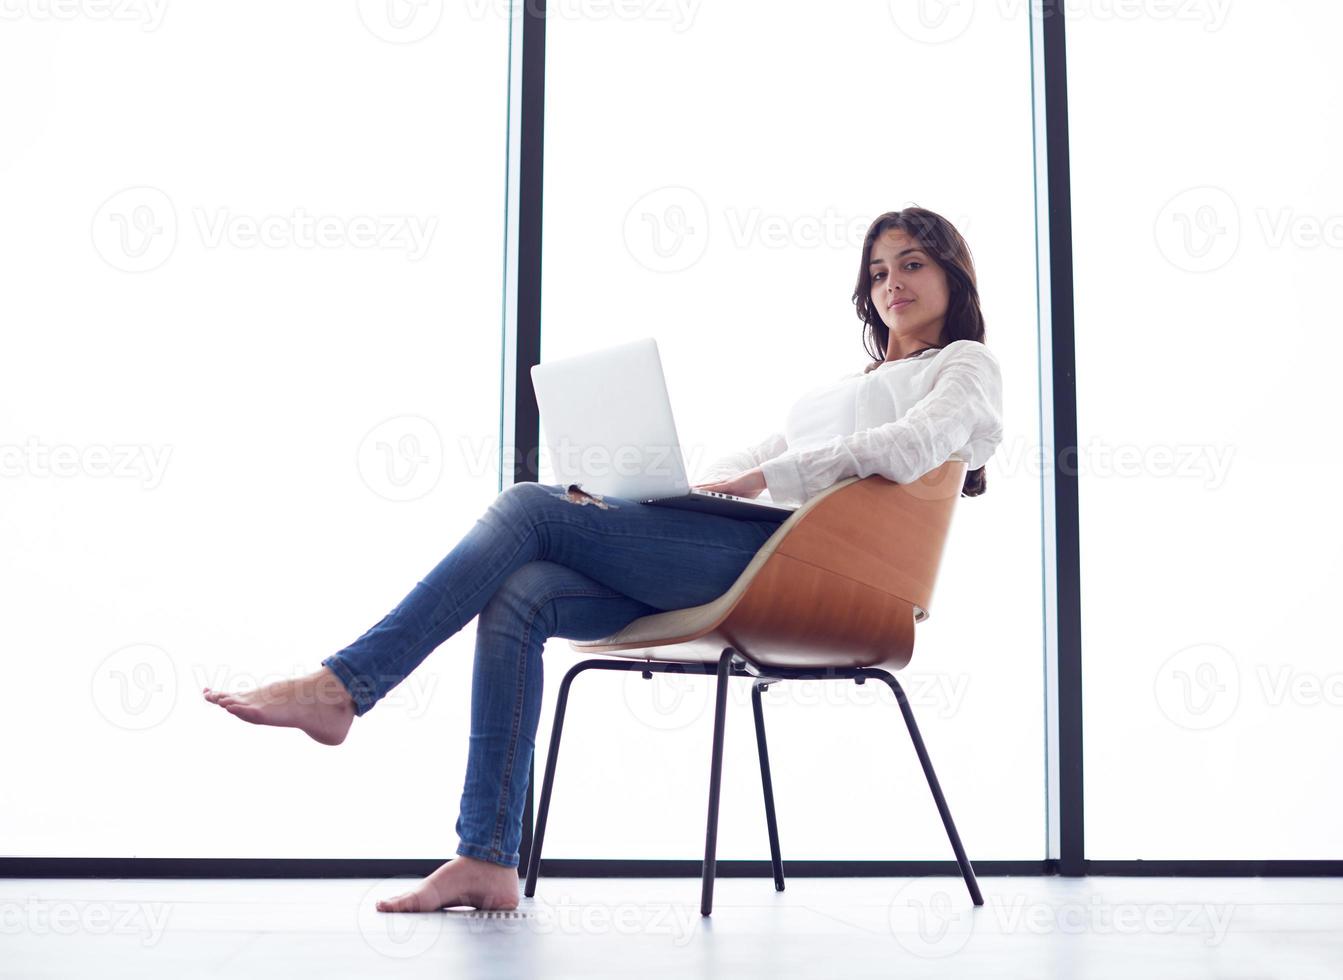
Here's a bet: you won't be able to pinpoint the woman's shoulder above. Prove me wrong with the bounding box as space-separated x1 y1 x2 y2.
937 339 999 364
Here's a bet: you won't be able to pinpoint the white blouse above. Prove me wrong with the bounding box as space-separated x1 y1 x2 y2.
696 339 1004 506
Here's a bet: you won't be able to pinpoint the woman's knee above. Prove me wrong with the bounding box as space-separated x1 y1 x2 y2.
495 480 615 514
478 560 567 634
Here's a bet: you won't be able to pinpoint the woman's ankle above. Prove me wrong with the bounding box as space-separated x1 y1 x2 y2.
312 666 356 712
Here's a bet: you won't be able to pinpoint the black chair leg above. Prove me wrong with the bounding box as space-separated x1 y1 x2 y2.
750 681 785 891
524 661 585 898
700 648 734 917
877 670 984 907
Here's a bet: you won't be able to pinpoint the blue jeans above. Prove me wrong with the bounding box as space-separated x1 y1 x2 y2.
320 481 783 869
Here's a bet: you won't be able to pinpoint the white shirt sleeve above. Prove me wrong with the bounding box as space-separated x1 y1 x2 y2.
693 430 790 485
758 342 1004 506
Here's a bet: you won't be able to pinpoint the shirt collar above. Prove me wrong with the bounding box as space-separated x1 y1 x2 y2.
869 346 942 371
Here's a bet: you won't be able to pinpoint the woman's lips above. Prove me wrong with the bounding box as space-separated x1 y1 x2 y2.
889 299 913 312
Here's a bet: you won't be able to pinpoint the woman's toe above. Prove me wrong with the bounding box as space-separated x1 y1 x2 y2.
377 892 418 913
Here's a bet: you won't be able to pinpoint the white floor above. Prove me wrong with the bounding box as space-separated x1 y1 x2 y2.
2 875 1341 979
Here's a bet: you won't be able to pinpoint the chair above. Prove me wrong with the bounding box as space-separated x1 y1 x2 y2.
522 460 982 916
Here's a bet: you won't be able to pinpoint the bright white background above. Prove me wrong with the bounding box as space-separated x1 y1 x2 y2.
535 2 1046 861
1 2 509 857
2 0 1050 865
6 0 1334 872
1069 1 1343 857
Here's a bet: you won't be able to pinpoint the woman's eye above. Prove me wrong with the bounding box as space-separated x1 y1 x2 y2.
904 262 922 271
873 271 885 281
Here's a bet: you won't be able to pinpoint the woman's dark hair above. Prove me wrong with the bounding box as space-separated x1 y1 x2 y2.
852 206 990 498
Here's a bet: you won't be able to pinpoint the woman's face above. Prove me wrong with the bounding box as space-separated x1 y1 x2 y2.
868 226 950 349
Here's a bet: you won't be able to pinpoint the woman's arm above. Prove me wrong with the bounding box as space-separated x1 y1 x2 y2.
758 342 1004 506
692 430 789 487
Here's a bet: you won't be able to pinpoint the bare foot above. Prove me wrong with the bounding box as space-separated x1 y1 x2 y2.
376 855 520 913
202 667 355 746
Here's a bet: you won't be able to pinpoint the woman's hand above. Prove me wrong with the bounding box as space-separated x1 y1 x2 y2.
691 467 767 499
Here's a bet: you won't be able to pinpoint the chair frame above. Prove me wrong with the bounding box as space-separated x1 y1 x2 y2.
522 646 984 917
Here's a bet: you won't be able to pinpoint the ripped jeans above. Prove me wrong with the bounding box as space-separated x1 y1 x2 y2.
320 481 783 869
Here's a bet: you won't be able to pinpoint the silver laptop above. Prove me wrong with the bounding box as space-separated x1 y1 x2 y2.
529 337 796 521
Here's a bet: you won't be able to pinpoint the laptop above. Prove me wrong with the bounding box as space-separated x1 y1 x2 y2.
529 337 797 521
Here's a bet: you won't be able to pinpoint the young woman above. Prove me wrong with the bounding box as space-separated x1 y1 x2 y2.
201 206 1004 914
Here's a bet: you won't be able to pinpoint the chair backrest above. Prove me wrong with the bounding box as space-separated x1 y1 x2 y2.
773 458 967 624
709 460 967 671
